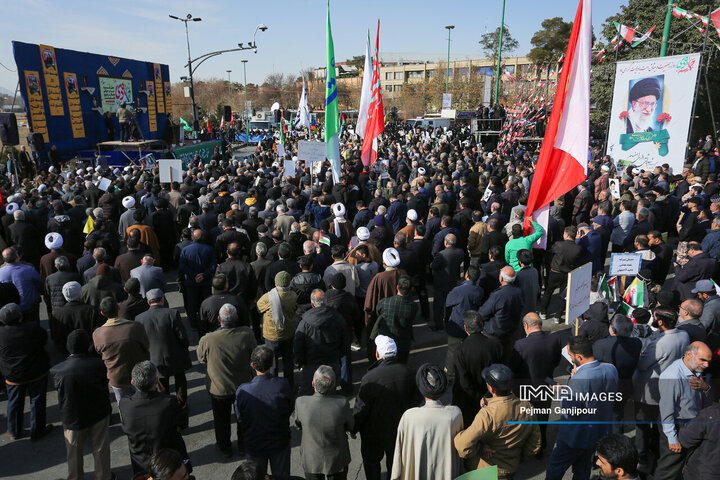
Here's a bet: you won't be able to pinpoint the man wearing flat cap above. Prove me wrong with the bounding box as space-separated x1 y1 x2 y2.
391 363 463 480
454 363 540 478
626 77 662 134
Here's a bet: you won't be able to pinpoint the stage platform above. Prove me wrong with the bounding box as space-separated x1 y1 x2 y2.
97 140 167 151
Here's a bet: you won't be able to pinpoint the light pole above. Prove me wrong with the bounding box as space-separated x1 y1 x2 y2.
242 60 249 138
226 69 232 97
445 25 455 94
494 0 507 105
169 13 202 131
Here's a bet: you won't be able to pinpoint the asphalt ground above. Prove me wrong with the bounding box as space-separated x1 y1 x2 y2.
0 265 589 480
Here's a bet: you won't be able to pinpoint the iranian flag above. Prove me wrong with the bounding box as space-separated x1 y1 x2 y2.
600 274 617 301
503 70 515 83
360 20 384 166
206 117 211 133
623 277 647 307
220 116 225 129
673 6 688 19
524 0 591 244
356 31 372 138
711 7 720 41
614 22 636 43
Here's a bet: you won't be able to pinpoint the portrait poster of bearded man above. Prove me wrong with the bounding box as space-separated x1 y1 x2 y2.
624 76 663 134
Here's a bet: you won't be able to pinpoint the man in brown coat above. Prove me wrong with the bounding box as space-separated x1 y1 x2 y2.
364 248 406 363
92 296 150 403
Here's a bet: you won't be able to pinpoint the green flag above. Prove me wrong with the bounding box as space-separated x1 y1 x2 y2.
179 117 192 132
324 0 341 183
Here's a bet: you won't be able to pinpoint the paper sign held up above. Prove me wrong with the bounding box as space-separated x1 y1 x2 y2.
297 140 326 164
158 159 183 184
565 262 593 323
97 177 111 191
609 253 643 277
283 159 296 178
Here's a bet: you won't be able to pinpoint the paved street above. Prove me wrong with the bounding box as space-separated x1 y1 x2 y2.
0 270 581 480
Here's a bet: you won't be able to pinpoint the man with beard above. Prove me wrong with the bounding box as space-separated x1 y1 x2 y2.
655 342 712 480
594 434 642 480
625 78 661 134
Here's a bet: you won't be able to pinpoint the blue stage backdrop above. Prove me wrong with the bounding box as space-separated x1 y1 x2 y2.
12 41 172 158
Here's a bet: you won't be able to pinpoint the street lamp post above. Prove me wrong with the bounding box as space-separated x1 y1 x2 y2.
445 25 455 94
169 13 202 132
226 70 232 97
242 60 249 138
494 0 507 105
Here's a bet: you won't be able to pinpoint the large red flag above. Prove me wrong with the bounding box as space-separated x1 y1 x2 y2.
524 0 591 240
711 7 720 41
361 20 384 166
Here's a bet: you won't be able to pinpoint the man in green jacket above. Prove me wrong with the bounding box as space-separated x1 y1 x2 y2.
505 221 545 272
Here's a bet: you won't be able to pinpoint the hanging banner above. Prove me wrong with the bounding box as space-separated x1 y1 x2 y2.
63 72 85 138
38 44 64 116
164 81 172 115
24 71 49 142
153 63 165 114
606 53 702 174
146 81 157 132
99 76 134 113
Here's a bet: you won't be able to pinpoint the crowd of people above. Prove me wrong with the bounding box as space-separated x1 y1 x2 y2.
0 120 719 480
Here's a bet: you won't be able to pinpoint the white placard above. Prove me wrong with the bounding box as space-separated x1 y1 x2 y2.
606 53 702 175
609 178 620 199
609 252 643 277
277 143 286 157
297 140 326 164
97 177 111 191
442 92 452 109
158 159 183 184
283 159 296 178
565 262 593 323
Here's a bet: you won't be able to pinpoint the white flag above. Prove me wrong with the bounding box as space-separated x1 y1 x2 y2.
356 31 372 138
295 76 311 129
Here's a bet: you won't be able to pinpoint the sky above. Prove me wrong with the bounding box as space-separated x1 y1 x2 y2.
0 0 627 93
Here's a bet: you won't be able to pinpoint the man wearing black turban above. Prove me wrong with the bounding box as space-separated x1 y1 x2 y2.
626 77 662 134
391 363 463 479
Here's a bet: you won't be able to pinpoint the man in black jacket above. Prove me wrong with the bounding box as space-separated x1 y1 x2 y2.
450 310 503 426
119 361 190 475
294 289 349 395
199 273 246 337
593 314 641 433
52 281 103 356
353 335 421 480
0 303 52 440
51 329 113 480
430 234 464 330
540 226 584 320
511 312 563 453
215 242 256 305
135 290 191 409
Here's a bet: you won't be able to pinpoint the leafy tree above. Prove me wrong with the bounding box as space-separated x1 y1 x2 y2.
479 26 519 67
528 17 573 64
590 0 718 142
345 55 366 71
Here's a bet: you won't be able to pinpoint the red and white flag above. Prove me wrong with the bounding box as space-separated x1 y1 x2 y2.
503 70 515 83
361 20 384 166
524 0 591 247
711 7 720 41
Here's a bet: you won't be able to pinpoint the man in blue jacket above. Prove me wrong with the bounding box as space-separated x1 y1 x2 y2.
236 345 293 480
178 229 217 331
545 336 619 480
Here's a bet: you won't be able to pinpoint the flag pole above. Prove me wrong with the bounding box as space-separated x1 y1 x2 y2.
494 0 507 105
659 0 673 56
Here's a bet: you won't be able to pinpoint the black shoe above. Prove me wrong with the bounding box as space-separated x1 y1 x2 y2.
30 424 53 441
217 445 232 458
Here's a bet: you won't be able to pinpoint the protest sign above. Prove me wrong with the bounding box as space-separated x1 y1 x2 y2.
609 253 643 277
283 159 296 178
565 262 593 324
297 140 326 166
97 177 111 191
158 159 183 183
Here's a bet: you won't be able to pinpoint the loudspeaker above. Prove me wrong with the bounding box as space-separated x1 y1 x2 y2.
0 113 19 146
223 106 232 122
28 132 45 152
